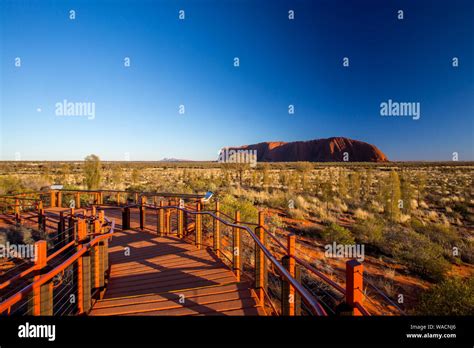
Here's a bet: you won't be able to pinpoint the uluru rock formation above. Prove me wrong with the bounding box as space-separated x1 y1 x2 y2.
225 137 388 162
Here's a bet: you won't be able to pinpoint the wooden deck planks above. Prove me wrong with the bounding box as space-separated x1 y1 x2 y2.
89 227 265 316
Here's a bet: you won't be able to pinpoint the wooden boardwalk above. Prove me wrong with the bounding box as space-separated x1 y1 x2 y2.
89 228 265 316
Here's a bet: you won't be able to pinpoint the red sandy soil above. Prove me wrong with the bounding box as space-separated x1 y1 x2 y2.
265 208 473 315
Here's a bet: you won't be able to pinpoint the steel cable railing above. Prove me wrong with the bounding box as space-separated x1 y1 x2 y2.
0 214 115 316
151 204 328 316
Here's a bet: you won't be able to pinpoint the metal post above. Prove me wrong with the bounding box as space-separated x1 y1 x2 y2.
282 234 297 316
158 201 164 236
75 192 81 209
50 191 56 208
57 191 62 208
195 202 202 249
122 207 130 230
76 219 91 314
165 206 171 235
178 209 184 238
58 211 66 247
140 197 146 230
31 240 52 315
214 201 220 257
346 260 363 316
233 211 241 281
255 211 267 306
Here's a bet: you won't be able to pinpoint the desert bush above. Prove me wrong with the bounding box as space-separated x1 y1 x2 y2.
352 217 384 246
321 223 355 244
381 227 449 281
220 194 258 224
0 226 41 245
458 240 474 264
416 277 474 315
266 214 286 234
412 221 459 247
287 208 306 220
0 175 25 194
353 208 371 220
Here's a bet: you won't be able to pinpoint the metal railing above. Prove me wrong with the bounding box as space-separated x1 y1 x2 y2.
0 210 115 315
0 189 378 316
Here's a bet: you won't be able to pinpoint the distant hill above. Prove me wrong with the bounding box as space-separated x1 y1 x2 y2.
160 158 191 162
225 137 388 162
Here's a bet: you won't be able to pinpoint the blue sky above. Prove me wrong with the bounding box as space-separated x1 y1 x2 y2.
1 0 473 161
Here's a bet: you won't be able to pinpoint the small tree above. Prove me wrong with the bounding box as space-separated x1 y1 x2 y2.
387 171 401 222
338 170 348 200
83 154 102 190
295 162 312 191
400 172 414 213
361 169 373 205
349 171 361 202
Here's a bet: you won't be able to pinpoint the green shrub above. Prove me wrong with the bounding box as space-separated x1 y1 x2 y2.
381 227 449 281
0 175 24 194
411 221 460 249
352 217 384 246
220 194 258 224
321 223 355 244
416 277 474 315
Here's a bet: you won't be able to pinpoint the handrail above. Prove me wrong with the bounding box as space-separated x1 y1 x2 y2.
0 219 115 314
0 190 375 316
263 226 372 313
145 203 327 316
252 225 347 295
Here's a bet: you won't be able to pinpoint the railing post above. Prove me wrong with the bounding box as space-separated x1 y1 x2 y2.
178 208 184 238
75 192 81 209
233 211 241 282
122 207 130 230
140 196 146 230
58 211 66 247
346 259 363 316
38 207 44 231
29 240 52 315
76 219 91 314
165 204 171 235
57 191 62 208
50 191 56 208
93 217 101 234
282 234 298 316
213 201 220 258
158 201 164 236
68 209 76 243
93 220 106 293
116 192 120 205
195 202 202 249
255 211 267 307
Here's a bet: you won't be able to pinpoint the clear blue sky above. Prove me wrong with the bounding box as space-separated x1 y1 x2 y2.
1 0 473 161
